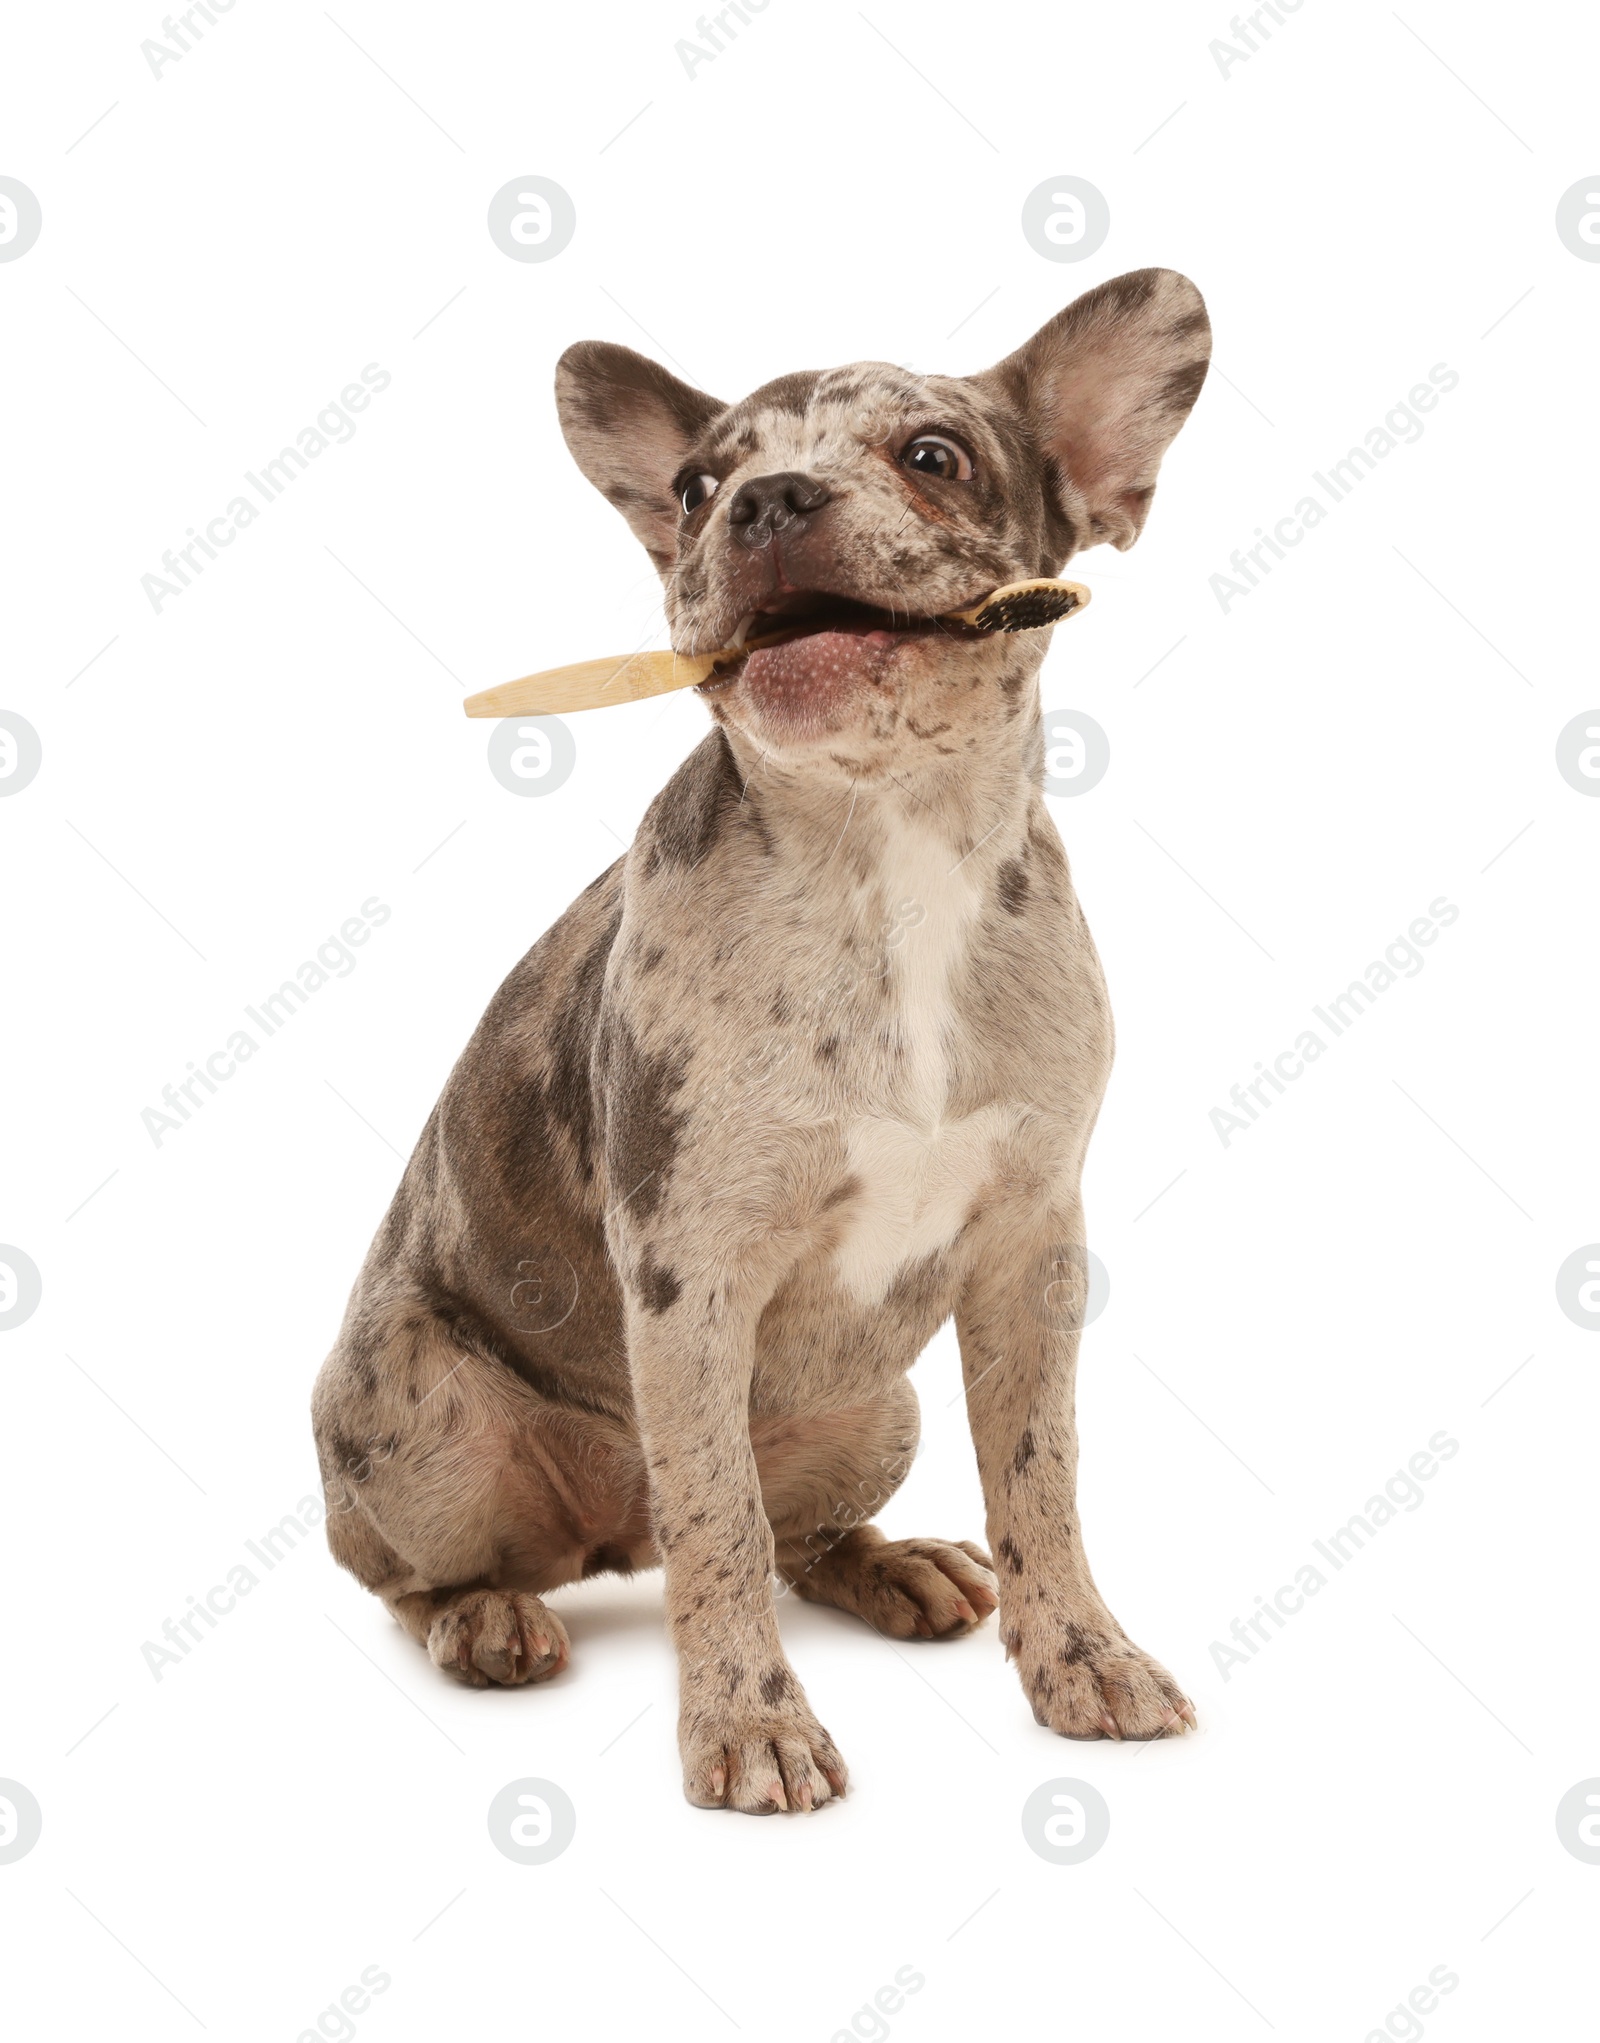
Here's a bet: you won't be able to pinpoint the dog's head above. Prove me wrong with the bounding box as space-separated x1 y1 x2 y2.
556 269 1209 777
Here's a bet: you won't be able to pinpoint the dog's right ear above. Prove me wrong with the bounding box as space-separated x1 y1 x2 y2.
555 342 726 575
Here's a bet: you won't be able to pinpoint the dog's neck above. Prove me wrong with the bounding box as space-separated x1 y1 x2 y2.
715 645 1054 878
716 673 1047 902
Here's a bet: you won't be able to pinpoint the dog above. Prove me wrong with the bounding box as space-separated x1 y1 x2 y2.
312 267 1211 1813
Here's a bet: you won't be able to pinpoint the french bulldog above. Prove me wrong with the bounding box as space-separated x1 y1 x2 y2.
313 266 1211 1812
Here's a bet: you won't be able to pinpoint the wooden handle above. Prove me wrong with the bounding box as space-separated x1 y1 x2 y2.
464 648 716 719
463 578 1092 718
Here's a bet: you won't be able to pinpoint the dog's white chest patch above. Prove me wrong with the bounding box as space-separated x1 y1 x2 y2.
828 813 1017 1305
833 1105 1018 1305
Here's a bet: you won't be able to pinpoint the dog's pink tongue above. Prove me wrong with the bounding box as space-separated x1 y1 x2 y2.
741 628 897 727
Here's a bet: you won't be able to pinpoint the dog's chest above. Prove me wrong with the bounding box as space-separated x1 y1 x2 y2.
827 816 1020 1305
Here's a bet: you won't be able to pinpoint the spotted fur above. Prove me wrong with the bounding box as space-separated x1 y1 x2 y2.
312 269 1210 1810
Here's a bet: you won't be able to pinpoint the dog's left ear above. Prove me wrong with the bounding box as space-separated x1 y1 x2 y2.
555 342 726 575
977 268 1211 556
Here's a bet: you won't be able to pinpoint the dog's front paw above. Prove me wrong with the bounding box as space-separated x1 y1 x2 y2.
680 1673 848 1814
1007 1619 1195 1741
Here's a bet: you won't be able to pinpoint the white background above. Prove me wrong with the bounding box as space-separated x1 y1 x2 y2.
2 1 1596 2037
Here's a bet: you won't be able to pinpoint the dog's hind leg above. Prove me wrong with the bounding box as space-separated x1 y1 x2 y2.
312 1305 652 1688
385 1583 572 1689
780 1523 999 1639
759 1384 1000 1640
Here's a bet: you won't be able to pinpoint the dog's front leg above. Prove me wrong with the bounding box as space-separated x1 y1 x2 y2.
956 1205 1195 1741
626 1291 849 1813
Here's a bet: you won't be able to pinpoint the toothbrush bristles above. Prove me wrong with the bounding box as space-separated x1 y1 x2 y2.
972 585 1083 633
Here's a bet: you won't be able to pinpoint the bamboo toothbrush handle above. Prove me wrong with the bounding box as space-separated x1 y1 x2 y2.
462 579 1091 718
464 648 715 719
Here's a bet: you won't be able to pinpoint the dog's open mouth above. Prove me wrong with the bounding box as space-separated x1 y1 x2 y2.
696 591 983 693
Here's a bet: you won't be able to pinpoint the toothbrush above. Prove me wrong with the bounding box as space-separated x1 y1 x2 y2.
461 577 1091 719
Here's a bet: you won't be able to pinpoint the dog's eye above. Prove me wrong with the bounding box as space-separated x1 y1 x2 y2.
901 434 973 482
680 474 719 515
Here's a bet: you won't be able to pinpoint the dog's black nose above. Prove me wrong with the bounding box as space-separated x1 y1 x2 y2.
725 470 831 548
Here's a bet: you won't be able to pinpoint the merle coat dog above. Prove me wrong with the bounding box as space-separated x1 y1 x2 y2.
313 268 1212 1812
